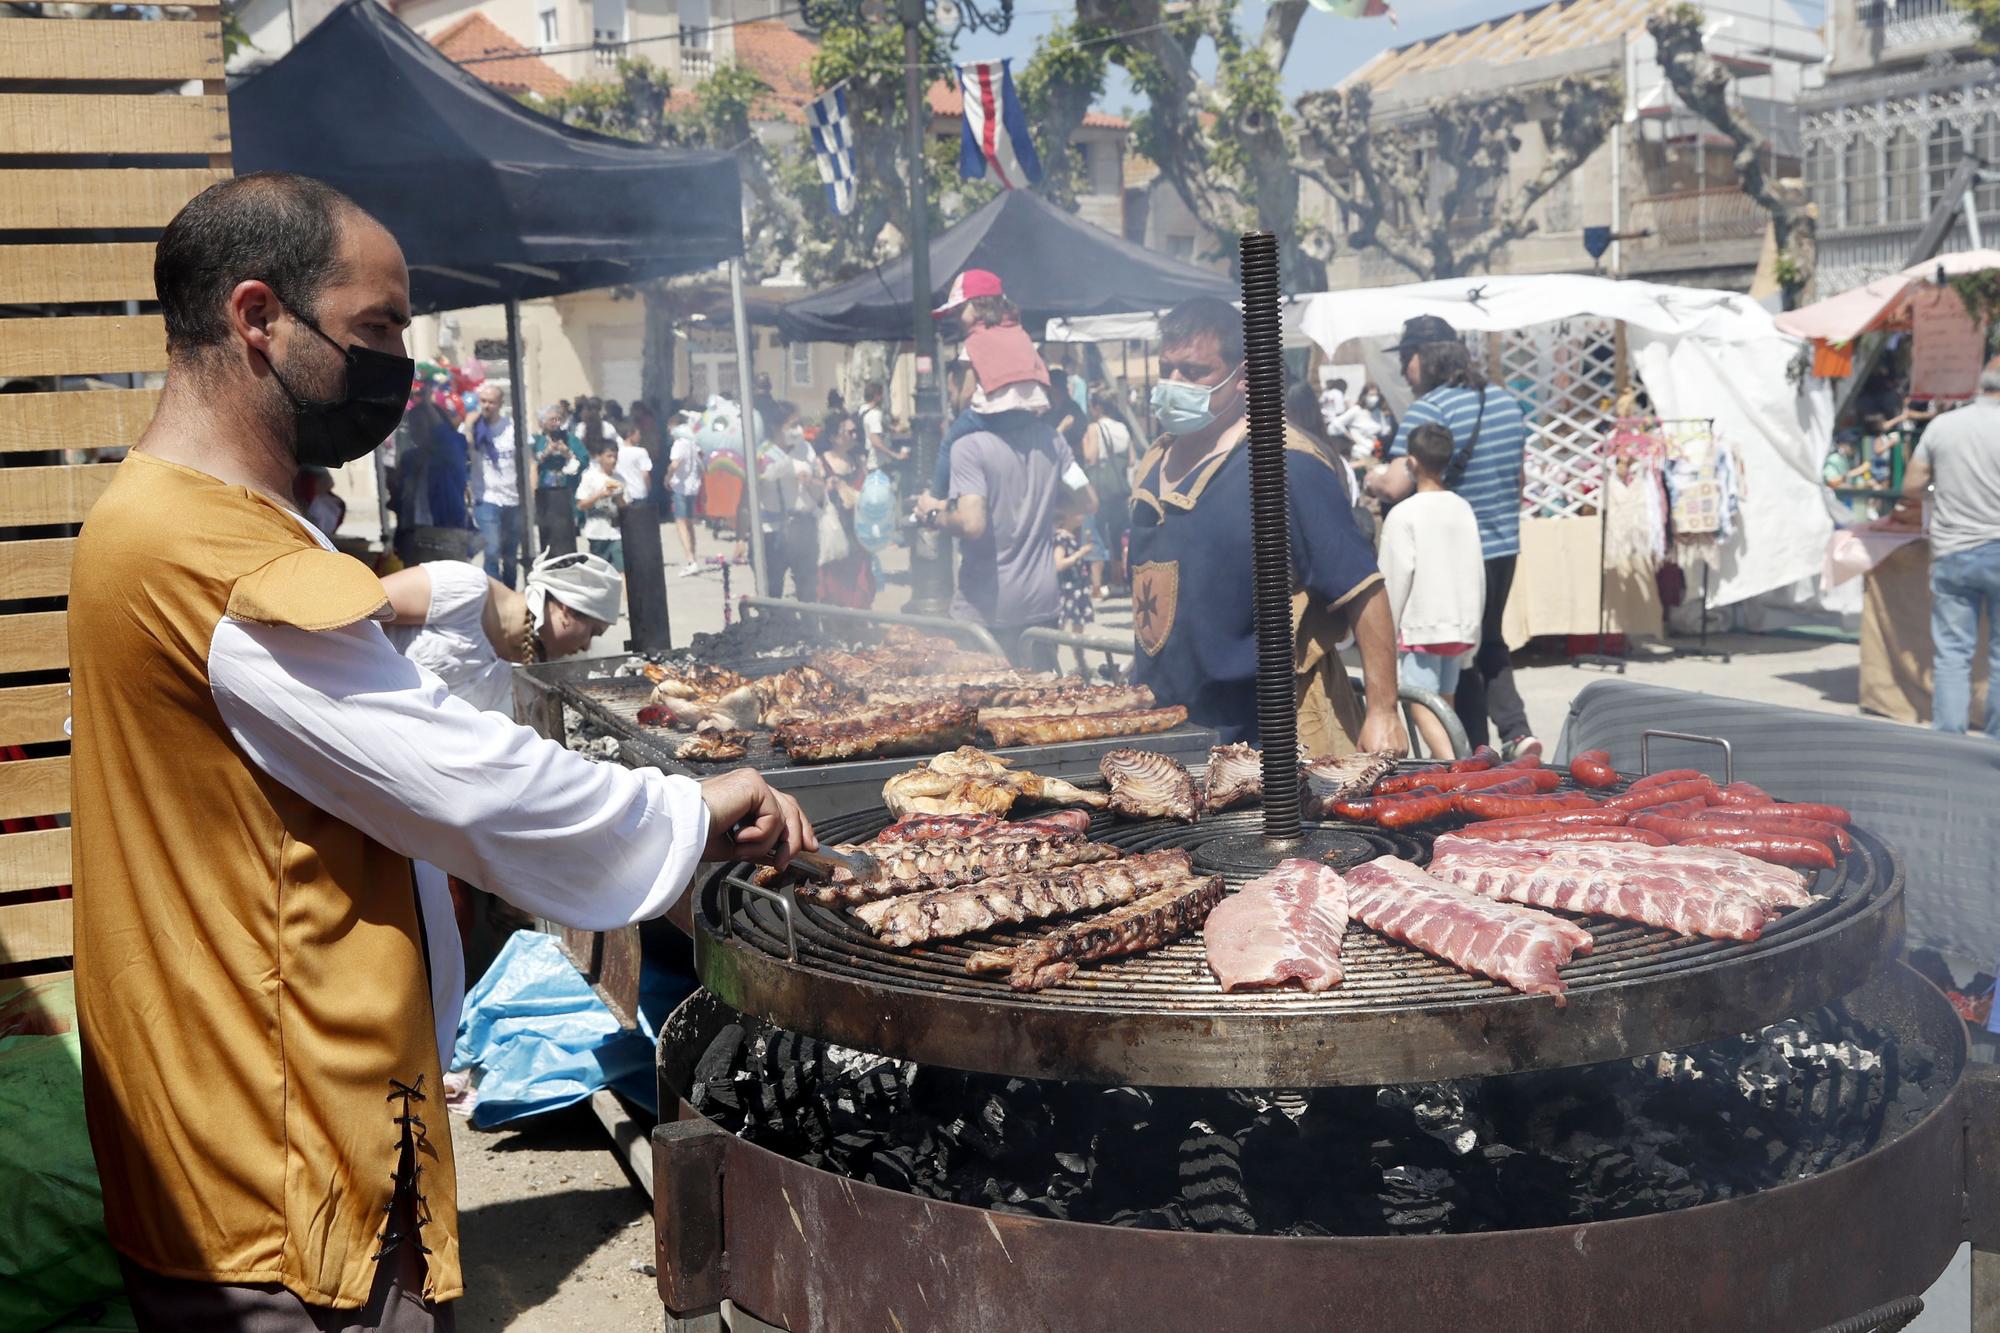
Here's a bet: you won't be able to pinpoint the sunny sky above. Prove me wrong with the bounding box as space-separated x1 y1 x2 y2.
965 0 1552 114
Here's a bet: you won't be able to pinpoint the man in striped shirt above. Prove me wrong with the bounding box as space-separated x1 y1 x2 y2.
1385 316 1537 756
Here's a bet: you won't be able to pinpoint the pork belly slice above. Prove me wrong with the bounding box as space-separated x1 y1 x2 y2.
1427 847 1771 942
1342 856 1592 1003
1428 835 1814 911
1202 859 1351 993
850 848 1193 948
966 872 1224 991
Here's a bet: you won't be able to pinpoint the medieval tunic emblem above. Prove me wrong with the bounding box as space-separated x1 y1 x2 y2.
1132 560 1178 657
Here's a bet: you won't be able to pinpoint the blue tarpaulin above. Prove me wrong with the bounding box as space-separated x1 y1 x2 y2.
451 931 696 1128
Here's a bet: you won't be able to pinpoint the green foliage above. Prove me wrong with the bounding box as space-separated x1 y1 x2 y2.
1955 0 2000 51
533 57 673 143
1950 268 2000 327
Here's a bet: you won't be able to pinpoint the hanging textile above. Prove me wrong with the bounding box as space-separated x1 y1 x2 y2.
1603 418 1667 574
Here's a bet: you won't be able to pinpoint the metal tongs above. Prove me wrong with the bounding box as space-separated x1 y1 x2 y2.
783 844 880 883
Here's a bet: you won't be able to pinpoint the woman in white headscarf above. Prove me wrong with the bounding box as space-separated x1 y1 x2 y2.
380 550 624 718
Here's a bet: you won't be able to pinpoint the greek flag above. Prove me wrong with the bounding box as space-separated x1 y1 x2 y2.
957 59 1041 189
807 86 856 217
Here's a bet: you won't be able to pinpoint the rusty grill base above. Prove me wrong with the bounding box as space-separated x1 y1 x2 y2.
654 964 1990 1333
695 799 1905 1087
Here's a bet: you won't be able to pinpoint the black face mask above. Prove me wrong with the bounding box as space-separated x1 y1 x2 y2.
261 302 414 469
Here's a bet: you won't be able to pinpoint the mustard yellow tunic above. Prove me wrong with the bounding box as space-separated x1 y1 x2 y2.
71 452 462 1308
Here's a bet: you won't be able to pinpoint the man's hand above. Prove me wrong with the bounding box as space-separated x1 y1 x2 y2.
1358 706 1409 758
699 769 816 867
913 492 948 519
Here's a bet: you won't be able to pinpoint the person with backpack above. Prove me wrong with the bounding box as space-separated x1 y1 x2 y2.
1380 315 1535 758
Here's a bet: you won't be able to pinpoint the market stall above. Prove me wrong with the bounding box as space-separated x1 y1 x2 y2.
1777 252 2000 723
1299 275 1836 651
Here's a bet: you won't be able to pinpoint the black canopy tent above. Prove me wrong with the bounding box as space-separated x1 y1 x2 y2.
230 0 741 313
773 190 1235 343
230 0 747 597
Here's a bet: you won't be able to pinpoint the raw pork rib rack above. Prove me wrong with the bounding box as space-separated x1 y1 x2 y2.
694 787 1902 1089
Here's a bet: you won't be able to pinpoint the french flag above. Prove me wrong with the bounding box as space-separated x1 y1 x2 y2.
957 60 1042 189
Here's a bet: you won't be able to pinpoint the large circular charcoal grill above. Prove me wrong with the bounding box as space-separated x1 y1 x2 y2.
653 233 1995 1331
695 804 1902 1087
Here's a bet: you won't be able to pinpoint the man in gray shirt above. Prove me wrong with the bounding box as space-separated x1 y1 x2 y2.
1899 356 2000 736
915 368 1096 663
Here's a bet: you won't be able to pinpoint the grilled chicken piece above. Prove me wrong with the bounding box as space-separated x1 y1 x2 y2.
881 748 1109 818
967 871 1224 990
675 729 750 762
982 706 1188 748
1202 743 1266 813
853 848 1188 947
1100 748 1202 822
794 832 1119 906
1302 751 1400 817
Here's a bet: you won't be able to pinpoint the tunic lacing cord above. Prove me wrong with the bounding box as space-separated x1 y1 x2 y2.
375 1074 437 1262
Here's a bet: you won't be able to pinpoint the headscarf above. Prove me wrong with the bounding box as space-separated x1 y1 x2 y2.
523 550 622 627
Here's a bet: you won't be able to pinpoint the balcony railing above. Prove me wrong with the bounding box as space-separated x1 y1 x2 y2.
1856 0 1976 49
680 47 715 79
1629 187 1767 247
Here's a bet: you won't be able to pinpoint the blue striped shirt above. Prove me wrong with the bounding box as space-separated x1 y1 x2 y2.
1389 385 1526 560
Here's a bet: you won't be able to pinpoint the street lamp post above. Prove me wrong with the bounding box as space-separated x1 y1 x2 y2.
802 0 1013 616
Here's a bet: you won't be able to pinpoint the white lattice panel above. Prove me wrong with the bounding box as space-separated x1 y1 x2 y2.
1490 319 1623 518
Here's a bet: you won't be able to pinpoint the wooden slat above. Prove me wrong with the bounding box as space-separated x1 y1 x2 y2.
0 898 71 965
0 168 227 230
0 539 76 600
0 612 66 673
0 94 229 157
0 19 225 82
0 829 69 895
0 756 68 822
0 390 158 455
0 244 155 305
0 684 69 745
0 464 115 527
0 316 166 379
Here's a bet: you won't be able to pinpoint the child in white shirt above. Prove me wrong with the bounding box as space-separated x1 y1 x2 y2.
574 440 628 571
1378 422 1486 758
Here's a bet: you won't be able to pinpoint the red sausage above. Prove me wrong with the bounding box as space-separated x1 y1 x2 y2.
1447 746 1502 774
1691 809 1853 854
1447 820 1630 841
1602 778 1715 811
1331 797 1384 822
1379 766 1561 796
1675 832 1836 871
1456 791 1602 821
1761 801 1853 827
1628 768 1706 792
1501 753 1545 770
1376 791 1462 829
1569 749 1618 789
1712 782 1774 807
1645 797 1709 820
1475 807 1632 830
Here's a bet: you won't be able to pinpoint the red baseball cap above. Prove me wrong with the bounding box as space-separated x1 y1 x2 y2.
932 268 1005 319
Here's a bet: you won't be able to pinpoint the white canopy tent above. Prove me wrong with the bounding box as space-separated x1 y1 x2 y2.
1300 274 1836 617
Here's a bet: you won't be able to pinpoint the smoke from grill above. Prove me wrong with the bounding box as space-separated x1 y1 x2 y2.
688 1004 1943 1236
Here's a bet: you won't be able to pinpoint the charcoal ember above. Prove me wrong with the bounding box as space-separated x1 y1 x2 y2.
1176 1123 1256 1234
689 1023 747 1116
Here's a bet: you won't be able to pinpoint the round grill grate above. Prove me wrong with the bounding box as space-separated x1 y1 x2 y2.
695 789 1905 1088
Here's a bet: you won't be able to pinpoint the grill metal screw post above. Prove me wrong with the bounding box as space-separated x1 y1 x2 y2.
1239 231 1302 845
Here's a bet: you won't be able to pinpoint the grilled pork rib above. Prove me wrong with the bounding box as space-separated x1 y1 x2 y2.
1100 748 1202 821
794 832 1119 906
870 810 1095 844
976 684 1156 717
851 848 1191 947
1426 847 1772 942
1342 856 1593 1002
1202 743 1266 813
967 872 1225 990
1302 751 1400 817
983 706 1188 748
1203 859 1351 992
771 700 978 763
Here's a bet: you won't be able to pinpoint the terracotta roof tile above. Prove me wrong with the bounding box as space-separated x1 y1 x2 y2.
1343 0 1650 89
430 12 570 99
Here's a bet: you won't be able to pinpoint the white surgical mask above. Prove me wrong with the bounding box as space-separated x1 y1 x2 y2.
1150 365 1241 436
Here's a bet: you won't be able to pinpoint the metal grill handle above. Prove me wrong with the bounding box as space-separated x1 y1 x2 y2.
1639 729 1734 784
719 872 801 963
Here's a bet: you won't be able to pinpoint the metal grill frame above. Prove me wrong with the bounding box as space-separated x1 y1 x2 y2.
694 794 1905 1088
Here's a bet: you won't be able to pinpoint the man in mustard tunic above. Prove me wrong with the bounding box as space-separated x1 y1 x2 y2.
70 173 815 1329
